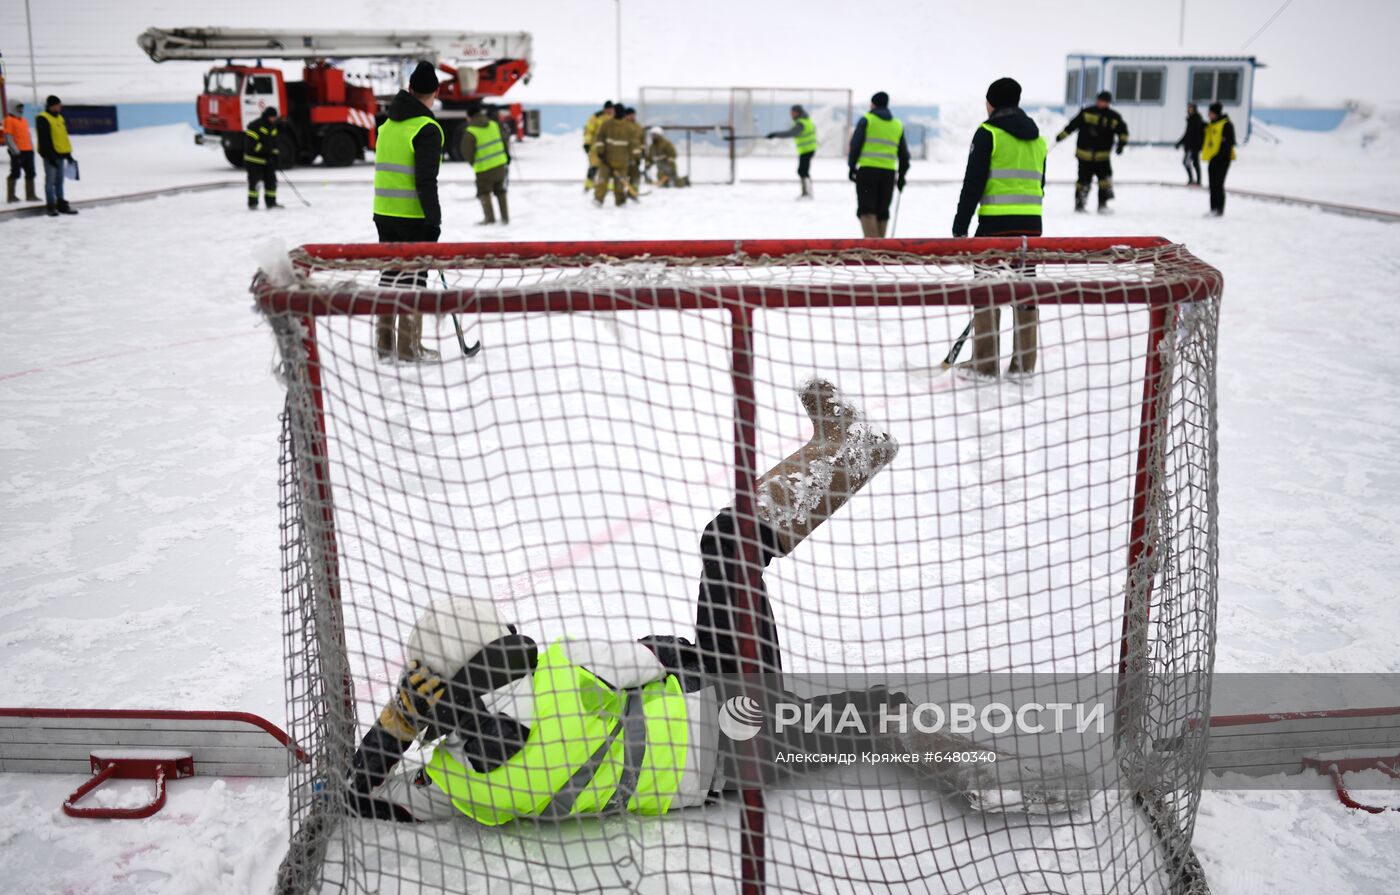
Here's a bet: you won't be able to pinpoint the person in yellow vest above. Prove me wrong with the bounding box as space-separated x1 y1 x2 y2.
1201 102 1237 218
590 105 632 207
35 96 77 216
582 100 613 191
847 92 910 238
4 101 38 204
647 127 688 188
372 61 445 363
243 106 280 210
461 107 511 225
766 104 818 199
952 78 1047 381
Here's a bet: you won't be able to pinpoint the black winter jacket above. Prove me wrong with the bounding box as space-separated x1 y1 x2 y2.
953 107 1045 238
374 91 443 227
1176 113 1205 151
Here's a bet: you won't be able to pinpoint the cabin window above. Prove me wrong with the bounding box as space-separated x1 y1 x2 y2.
1113 67 1165 104
1065 70 1080 107
1190 67 1244 104
245 75 276 96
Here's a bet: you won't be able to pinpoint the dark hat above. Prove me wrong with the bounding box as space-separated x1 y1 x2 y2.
1208 102 1224 115
45 94 61 108
603 100 614 108
262 106 278 119
1096 90 1112 102
408 61 441 94
986 77 1021 110
790 104 805 114
871 91 889 108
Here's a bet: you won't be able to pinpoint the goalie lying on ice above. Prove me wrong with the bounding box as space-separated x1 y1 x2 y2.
347 380 1087 823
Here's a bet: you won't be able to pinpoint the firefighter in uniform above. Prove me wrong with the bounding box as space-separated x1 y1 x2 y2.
767 104 818 199
462 108 511 225
243 107 280 210
372 61 445 362
848 92 911 238
647 128 688 188
623 107 645 200
591 106 632 207
1056 90 1127 213
953 77 1047 381
5 101 37 204
583 100 613 191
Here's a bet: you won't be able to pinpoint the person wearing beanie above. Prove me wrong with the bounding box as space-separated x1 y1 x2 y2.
766 104 818 199
590 104 633 207
35 95 77 216
372 60 445 362
1175 103 1206 186
461 106 512 225
847 91 911 237
243 106 281 210
4 100 37 204
1055 89 1128 213
1201 101 1237 217
952 77 1046 382
582 100 614 191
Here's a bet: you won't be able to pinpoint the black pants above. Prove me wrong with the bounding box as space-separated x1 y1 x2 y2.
8 150 35 182
796 151 813 179
1208 157 1231 214
375 217 440 287
247 162 277 207
855 167 896 220
1076 158 1113 205
1181 148 1201 185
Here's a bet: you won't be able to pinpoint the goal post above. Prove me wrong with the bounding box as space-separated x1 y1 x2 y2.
639 86 855 165
256 237 1222 894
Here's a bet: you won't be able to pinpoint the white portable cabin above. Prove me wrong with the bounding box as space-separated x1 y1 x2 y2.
1064 54 1261 145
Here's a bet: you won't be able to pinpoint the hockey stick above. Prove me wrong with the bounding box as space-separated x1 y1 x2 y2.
279 170 312 207
888 185 903 238
439 271 482 357
902 320 974 379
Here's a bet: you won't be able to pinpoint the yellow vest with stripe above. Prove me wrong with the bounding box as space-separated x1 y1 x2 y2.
978 123 1047 217
467 119 508 174
373 115 443 219
37 111 72 155
1201 117 1236 162
857 112 903 170
424 642 690 825
794 116 817 155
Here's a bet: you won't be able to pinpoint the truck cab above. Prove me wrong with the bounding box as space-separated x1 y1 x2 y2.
198 67 292 168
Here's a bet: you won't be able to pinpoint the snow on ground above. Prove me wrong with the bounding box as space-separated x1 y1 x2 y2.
2 130 1400 894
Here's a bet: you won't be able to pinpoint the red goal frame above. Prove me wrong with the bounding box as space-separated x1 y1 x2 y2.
253 236 1223 893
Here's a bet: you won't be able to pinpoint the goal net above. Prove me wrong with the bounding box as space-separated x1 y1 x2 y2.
258 237 1221 894
639 86 854 160
650 124 738 185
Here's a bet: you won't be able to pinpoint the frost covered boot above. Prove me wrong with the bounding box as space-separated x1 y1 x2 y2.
756 379 898 555
375 316 396 361
24 177 38 202
5 179 16 203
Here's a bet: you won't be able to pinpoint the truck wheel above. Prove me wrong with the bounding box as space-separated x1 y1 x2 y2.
320 128 360 167
446 121 468 162
277 132 298 171
222 135 245 169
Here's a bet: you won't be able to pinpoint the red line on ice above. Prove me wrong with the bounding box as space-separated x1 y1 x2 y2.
0 331 260 383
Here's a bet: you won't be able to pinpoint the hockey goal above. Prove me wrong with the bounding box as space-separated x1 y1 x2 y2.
640 86 854 159
256 237 1221 894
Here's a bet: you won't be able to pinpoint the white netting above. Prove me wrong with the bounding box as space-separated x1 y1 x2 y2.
259 239 1220 894
639 86 854 159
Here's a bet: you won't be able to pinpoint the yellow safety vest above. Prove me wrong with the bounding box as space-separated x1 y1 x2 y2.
1201 117 1237 162
794 116 817 155
373 115 443 219
978 123 1047 217
425 642 690 825
37 111 71 155
857 112 903 171
467 119 508 174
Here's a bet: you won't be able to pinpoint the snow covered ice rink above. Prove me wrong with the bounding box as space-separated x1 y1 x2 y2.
3 116 1400 894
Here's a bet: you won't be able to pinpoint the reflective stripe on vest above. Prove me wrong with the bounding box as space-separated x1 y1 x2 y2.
978 123 1046 217
373 115 443 219
424 642 690 824
467 119 508 174
794 117 817 155
37 111 72 155
857 112 903 171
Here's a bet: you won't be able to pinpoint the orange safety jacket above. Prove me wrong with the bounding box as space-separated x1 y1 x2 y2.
4 114 33 152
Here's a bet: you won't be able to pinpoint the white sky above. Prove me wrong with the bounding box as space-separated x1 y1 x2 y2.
2 0 1396 106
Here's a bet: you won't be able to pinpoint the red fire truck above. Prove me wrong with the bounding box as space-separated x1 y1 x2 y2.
138 28 537 169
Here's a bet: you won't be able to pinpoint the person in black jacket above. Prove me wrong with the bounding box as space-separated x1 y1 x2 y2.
373 62 445 362
243 107 280 209
1056 90 1128 213
1202 102 1237 217
953 78 1046 380
1175 104 1205 186
847 92 911 237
